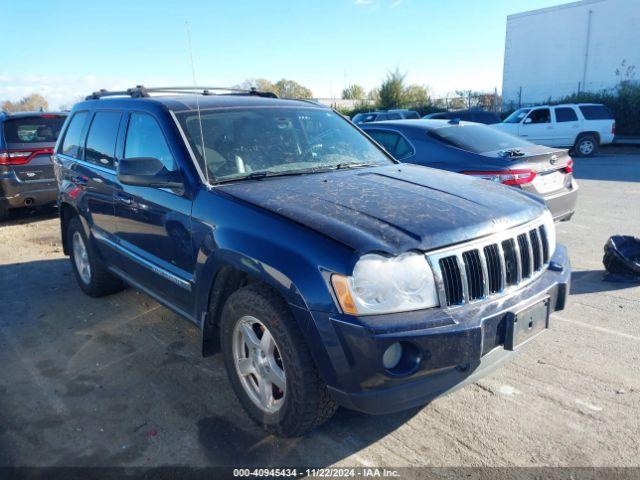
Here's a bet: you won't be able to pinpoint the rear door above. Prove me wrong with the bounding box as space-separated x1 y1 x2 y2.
553 107 581 146
1 114 66 184
57 110 122 262
112 111 194 313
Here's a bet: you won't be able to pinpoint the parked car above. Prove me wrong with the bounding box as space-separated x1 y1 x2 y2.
423 109 501 125
361 119 578 222
492 103 615 157
352 109 420 124
54 86 570 437
0 111 67 219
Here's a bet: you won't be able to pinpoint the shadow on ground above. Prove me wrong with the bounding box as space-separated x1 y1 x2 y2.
572 154 640 183
0 258 420 467
570 270 639 295
0 205 58 227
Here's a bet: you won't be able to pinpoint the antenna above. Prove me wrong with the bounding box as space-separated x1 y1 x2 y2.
186 21 210 185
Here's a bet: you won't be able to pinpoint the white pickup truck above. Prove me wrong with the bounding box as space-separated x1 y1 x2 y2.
493 103 615 157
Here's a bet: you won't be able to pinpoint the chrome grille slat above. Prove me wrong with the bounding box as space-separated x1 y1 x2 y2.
477 247 490 297
427 218 550 308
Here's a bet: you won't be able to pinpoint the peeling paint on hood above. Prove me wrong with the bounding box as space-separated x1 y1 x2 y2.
219 164 546 255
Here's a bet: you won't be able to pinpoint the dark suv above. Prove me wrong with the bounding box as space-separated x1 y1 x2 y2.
54 86 571 437
352 109 420 124
1 111 67 219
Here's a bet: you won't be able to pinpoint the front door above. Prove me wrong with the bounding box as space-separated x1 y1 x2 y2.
519 108 555 146
112 111 195 316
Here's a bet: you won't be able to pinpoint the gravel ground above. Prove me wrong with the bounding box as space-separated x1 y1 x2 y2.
0 153 638 468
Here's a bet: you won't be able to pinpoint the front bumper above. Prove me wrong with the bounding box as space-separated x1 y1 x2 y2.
316 245 571 415
0 171 57 209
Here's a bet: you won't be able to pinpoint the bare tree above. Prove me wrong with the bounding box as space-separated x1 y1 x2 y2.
2 93 49 112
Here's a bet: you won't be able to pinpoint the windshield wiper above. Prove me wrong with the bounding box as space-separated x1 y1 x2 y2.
214 168 320 184
213 163 378 184
333 162 378 169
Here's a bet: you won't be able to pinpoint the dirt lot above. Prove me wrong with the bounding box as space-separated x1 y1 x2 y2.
0 152 639 468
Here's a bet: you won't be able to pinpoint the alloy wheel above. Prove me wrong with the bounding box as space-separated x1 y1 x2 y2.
72 231 91 284
232 316 286 413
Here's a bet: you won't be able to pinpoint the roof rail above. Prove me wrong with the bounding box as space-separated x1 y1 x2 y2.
85 85 278 100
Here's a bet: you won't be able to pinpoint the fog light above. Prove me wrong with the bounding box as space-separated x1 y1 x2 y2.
382 342 403 370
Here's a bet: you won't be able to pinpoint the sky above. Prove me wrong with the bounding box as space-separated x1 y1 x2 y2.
0 0 564 108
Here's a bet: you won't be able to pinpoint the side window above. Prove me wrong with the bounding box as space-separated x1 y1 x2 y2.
394 136 414 160
555 107 578 122
526 108 551 124
376 114 388 121
386 113 402 120
367 130 398 153
367 130 413 159
60 111 88 158
84 111 122 168
124 113 175 171
579 105 613 120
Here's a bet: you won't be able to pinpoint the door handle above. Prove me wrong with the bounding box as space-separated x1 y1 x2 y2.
114 192 134 205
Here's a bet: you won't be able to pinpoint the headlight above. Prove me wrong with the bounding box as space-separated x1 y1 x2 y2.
541 209 557 259
331 252 439 315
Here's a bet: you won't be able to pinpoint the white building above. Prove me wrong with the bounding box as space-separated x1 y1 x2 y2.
502 0 640 109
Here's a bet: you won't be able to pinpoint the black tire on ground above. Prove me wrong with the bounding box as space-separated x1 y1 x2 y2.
0 205 8 221
573 134 598 157
220 283 337 437
67 216 124 297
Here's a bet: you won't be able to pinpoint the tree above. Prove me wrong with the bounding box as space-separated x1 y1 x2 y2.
234 78 276 93
377 68 406 110
403 84 430 106
2 93 49 113
341 84 365 100
367 88 380 103
273 79 313 99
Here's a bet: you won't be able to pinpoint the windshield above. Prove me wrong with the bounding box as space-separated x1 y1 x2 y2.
503 108 530 124
176 107 393 182
428 123 533 154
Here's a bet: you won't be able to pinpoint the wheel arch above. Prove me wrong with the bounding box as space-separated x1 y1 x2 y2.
576 131 601 145
196 248 309 357
59 201 80 255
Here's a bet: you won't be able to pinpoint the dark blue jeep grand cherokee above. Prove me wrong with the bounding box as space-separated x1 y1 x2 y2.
54 86 570 437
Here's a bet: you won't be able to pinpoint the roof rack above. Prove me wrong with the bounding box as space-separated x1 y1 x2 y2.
85 85 278 100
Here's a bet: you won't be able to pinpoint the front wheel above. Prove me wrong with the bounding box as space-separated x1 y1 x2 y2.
220 284 337 437
574 134 598 157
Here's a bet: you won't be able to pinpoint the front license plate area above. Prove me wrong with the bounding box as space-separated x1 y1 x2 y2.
505 298 550 350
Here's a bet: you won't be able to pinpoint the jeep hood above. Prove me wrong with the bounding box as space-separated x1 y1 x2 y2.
218 164 546 254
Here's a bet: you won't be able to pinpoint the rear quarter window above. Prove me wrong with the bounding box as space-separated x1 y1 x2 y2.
579 105 614 120
60 112 89 158
3 116 66 144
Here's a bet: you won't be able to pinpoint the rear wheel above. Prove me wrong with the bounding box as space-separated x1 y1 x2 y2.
0 205 8 221
574 134 598 157
220 283 337 437
67 217 124 297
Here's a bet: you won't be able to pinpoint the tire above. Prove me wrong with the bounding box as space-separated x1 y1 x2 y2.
220 283 337 437
0 204 8 221
573 134 598 157
67 216 124 297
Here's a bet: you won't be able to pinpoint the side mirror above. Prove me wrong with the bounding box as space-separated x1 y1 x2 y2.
117 157 183 189
523 117 532 124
